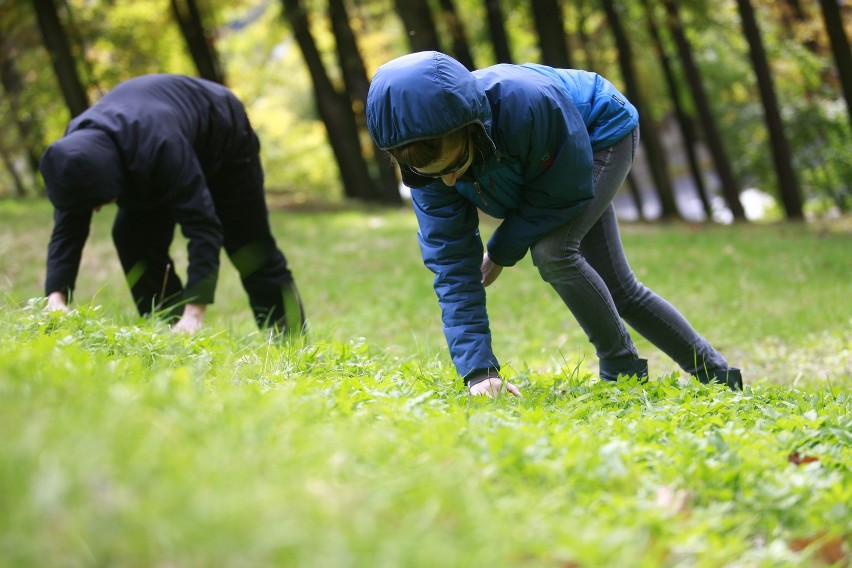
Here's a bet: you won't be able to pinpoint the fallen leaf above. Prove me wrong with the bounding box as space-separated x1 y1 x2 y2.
789 533 848 565
788 452 819 465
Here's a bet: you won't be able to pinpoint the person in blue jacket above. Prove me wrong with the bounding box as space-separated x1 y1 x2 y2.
40 74 305 335
366 51 742 396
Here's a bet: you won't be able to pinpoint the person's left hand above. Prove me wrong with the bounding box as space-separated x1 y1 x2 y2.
172 303 206 334
469 377 521 398
480 252 503 287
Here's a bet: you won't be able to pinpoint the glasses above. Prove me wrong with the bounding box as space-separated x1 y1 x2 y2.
413 138 471 179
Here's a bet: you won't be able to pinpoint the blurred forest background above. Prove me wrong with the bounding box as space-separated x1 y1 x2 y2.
1 0 850 222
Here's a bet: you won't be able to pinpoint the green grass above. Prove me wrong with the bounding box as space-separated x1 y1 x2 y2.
1 200 850 567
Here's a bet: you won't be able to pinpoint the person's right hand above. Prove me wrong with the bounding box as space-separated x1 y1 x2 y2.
46 291 69 312
469 377 521 398
480 252 503 287
172 303 206 334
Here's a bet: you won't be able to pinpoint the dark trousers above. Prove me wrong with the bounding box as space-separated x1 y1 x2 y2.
111 136 303 329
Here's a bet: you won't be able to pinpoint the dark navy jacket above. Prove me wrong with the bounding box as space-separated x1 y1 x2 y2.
366 51 638 382
41 74 255 304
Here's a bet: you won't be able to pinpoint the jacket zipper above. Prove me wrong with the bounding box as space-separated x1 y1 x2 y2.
474 177 510 210
474 181 489 206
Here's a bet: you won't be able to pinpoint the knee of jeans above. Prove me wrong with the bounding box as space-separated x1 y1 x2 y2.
611 279 648 313
531 238 582 279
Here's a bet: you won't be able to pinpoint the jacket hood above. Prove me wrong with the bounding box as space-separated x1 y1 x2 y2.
40 129 124 212
366 51 492 150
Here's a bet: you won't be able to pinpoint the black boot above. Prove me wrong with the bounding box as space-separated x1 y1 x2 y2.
695 368 743 391
600 356 649 382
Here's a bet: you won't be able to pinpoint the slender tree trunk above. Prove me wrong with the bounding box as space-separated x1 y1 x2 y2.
0 27 43 183
328 0 400 204
661 0 745 220
640 0 712 219
531 0 572 68
393 0 441 53
602 0 678 219
576 0 596 71
0 142 29 197
736 0 804 219
281 0 375 201
32 0 88 117
436 0 475 70
484 0 513 63
171 0 225 84
818 0 852 130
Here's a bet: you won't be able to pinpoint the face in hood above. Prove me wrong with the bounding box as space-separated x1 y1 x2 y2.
40 129 125 212
366 51 492 151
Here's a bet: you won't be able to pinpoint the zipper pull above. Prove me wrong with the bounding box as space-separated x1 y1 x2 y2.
474 181 489 206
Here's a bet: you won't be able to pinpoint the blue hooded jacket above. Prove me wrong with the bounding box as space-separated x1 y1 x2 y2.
366 52 638 382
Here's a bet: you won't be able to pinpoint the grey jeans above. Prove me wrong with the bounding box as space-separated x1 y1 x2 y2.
530 127 729 379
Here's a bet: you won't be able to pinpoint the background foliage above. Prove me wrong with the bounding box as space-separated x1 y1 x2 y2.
1 0 850 214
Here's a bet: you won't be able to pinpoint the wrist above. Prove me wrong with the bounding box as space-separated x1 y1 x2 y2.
182 303 207 318
465 367 501 388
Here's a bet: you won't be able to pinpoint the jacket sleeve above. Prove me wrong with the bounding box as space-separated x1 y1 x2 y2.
486 87 595 267
45 208 93 298
410 184 501 382
150 134 223 304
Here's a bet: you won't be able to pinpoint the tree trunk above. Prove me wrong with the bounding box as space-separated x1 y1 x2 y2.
640 0 712 220
0 142 29 197
170 0 225 84
483 0 513 63
393 0 441 53
602 0 679 219
736 0 804 220
575 0 596 70
437 0 475 70
281 0 375 202
328 0 400 204
32 0 88 118
818 0 852 131
0 26 44 185
531 0 572 68
661 0 745 220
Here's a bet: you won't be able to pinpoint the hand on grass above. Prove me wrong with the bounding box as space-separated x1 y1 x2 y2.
469 377 521 398
480 253 503 287
172 303 206 334
46 291 69 312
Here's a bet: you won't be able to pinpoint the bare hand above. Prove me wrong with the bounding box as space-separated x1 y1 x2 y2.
480 252 503 287
171 303 206 334
469 377 521 398
46 291 69 312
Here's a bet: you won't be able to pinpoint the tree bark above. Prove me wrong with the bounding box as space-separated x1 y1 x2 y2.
170 0 225 84
661 0 745 220
736 0 803 219
0 26 44 184
818 0 852 131
483 0 513 63
393 0 441 53
640 0 712 220
602 0 679 219
0 141 29 197
328 0 400 204
437 0 475 70
32 0 88 118
531 0 572 68
281 0 376 202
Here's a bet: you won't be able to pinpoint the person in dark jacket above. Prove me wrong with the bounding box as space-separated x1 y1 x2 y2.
41 74 305 335
366 51 742 396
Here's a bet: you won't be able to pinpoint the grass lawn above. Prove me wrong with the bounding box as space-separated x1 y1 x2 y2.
1 200 849 567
